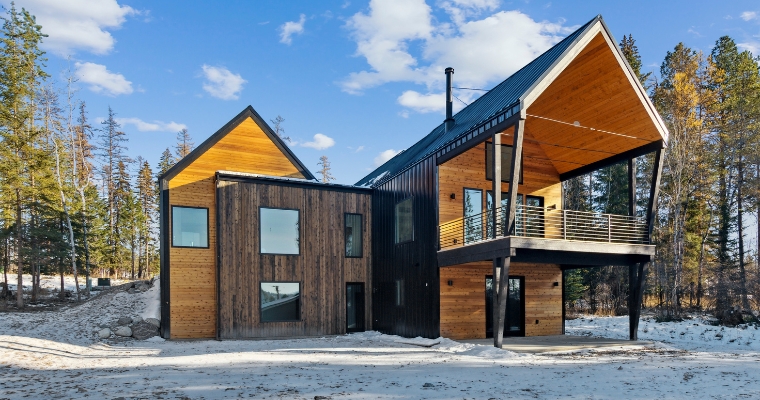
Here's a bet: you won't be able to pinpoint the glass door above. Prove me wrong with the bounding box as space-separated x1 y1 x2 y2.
463 188 483 244
346 283 365 333
485 275 525 337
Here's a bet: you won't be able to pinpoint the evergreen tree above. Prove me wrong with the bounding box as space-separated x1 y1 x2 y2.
175 128 194 159
97 107 127 275
158 147 175 176
317 155 335 183
270 115 290 142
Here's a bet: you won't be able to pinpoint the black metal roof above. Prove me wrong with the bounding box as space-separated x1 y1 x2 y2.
355 15 601 187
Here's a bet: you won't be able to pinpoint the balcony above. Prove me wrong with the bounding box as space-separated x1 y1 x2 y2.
437 205 654 267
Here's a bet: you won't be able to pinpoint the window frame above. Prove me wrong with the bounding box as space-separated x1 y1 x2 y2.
259 281 302 323
171 205 210 249
259 206 301 256
344 212 364 258
394 197 415 244
484 141 524 184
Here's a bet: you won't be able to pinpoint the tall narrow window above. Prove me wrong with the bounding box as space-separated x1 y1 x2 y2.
345 213 363 258
171 206 208 248
260 207 300 255
463 188 483 243
395 279 405 306
395 197 414 244
485 142 523 183
260 282 300 322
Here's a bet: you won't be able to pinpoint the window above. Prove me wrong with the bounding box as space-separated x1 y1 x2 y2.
260 282 300 322
345 213 363 258
485 142 523 183
260 208 300 255
395 280 405 306
463 188 483 243
395 197 414 244
171 206 208 248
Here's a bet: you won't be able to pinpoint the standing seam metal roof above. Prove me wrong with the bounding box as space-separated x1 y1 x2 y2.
355 15 600 187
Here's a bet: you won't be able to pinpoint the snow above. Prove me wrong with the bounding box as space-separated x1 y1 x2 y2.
566 315 760 353
2 291 760 398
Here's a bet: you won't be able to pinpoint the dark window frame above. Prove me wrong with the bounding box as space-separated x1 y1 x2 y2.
171 205 210 249
484 141 524 184
259 206 301 256
463 187 484 244
394 197 415 244
259 281 302 323
344 212 364 258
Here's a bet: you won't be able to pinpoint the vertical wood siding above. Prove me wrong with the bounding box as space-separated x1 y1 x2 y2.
440 262 562 339
371 156 440 338
217 179 372 338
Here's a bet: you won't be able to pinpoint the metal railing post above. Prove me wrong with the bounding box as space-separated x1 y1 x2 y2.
563 209 567 240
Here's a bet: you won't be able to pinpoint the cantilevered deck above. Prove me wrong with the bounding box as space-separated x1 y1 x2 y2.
438 205 655 267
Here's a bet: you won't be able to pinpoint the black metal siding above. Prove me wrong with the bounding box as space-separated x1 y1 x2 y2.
371 155 440 338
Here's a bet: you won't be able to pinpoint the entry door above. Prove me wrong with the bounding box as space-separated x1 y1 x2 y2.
346 283 365 333
485 275 525 337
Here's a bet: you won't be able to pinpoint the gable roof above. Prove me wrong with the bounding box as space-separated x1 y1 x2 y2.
356 15 667 187
160 105 316 182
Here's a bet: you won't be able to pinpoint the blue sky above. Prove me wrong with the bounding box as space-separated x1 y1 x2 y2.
8 0 760 184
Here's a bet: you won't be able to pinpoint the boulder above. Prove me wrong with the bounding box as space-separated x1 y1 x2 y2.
117 316 133 326
145 318 161 328
132 315 143 324
114 326 132 337
131 321 158 340
98 328 112 339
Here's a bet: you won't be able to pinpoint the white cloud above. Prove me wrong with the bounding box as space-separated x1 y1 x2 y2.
300 133 335 150
200 65 247 100
74 62 133 96
7 0 136 56
341 0 575 113
740 11 757 21
116 117 186 132
738 41 760 55
397 90 445 113
374 149 401 167
280 14 306 45
355 145 365 152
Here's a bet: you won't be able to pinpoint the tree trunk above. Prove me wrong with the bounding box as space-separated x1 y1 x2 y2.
737 167 749 311
16 189 23 309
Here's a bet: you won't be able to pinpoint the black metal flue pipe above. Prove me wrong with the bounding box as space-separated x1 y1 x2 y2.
444 67 454 132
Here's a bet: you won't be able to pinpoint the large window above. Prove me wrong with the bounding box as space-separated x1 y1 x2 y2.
260 207 300 255
260 282 300 322
345 213 363 258
395 197 414 244
485 142 523 183
171 206 209 248
463 188 483 244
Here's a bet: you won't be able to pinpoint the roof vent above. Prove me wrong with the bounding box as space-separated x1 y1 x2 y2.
444 67 455 133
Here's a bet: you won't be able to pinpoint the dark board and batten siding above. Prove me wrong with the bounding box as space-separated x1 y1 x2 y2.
216 177 372 339
371 155 440 339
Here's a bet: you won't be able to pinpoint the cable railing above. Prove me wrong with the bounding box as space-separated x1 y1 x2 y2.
438 205 649 249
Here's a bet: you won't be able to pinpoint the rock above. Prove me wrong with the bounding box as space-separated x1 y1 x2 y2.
314 396 332 400
145 318 161 328
131 321 158 340
114 326 132 337
117 316 133 326
139 285 149 292
423 383 435 388
132 315 143 324
128 288 136 294
98 328 112 339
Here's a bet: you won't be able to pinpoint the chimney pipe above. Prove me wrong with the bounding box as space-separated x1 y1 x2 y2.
444 67 454 132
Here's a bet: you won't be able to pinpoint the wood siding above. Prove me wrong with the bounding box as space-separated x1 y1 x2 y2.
371 156 440 339
167 116 308 339
216 179 372 338
438 138 562 226
440 262 562 339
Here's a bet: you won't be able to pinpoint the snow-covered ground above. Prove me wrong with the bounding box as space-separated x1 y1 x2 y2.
2 288 759 399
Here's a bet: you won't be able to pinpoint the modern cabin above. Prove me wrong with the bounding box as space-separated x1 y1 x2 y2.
159 107 372 339
160 15 668 348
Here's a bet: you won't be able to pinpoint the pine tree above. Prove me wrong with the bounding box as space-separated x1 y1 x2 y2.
158 147 175 176
0 3 48 308
97 107 127 276
317 155 335 183
136 160 155 279
175 128 194 159
271 115 290 142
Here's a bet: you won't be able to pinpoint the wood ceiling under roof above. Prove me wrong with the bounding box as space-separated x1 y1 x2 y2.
524 32 665 176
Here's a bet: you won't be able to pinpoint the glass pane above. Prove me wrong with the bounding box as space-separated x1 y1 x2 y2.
485 142 521 182
172 207 208 247
260 208 299 254
507 278 522 332
395 198 413 243
345 214 362 257
525 196 544 238
260 282 300 322
464 189 483 243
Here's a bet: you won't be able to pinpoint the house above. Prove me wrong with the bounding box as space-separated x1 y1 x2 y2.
159 15 667 347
